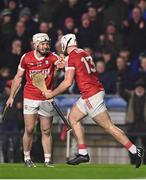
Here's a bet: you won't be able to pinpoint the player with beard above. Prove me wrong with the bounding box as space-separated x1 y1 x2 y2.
6 33 64 167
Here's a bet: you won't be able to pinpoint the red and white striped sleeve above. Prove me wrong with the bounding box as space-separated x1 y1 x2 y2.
65 56 75 71
52 53 60 65
18 53 26 71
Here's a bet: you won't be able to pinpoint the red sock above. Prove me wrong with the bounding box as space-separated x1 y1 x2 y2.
125 141 133 150
78 144 88 155
78 144 87 149
125 141 136 154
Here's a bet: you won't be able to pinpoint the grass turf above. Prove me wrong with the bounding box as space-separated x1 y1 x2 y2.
0 163 146 179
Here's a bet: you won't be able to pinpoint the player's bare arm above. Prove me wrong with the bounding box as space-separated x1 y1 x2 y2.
43 69 75 99
6 68 24 107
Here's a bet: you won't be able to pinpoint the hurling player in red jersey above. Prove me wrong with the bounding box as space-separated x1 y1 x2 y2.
6 33 64 167
43 34 144 168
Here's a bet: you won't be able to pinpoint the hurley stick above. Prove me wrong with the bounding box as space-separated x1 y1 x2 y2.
32 73 72 131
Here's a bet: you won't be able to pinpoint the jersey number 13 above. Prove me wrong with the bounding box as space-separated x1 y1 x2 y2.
81 56 96 74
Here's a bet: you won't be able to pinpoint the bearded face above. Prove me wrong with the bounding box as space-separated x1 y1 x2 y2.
35 41 50 56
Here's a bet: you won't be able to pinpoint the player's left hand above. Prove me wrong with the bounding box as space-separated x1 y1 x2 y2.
42 90 54 99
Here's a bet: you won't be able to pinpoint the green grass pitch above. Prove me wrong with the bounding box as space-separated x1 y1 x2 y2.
0 163 146 179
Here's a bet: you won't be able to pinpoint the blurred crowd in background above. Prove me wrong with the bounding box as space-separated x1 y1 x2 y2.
0 0 146 94
0 0 146 163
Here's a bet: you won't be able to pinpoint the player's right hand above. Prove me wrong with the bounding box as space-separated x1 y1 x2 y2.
6 97 14 108
42 90 54 99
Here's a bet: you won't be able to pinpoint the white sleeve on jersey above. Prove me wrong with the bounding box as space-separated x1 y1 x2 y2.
18 53 26 71
65 56 75 71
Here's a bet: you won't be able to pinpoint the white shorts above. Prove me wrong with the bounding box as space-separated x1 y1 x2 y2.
23 98 56 117
76 91 107 118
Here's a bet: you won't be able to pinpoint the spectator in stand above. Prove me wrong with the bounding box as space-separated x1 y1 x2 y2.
130 54 143 81
87 5 103 39
19 7 38 36
120 79 146 164
62 17 76 34
123 6 146 57
119 48 131 62
38 21 57 51
128 0 146 20
96 60 116 94
135 55 146 88
103 0 132 29
55 0 85 27
19 0 42 16
0 8 14 36
98 21 123 57
11 21 30 52
7 0 20 23
101 49 116 71
115 56 134 93
0 8 15 51
77 13 96 49
39 21 49 34
137 0 146 20
38 0 59 22
1 39 22 78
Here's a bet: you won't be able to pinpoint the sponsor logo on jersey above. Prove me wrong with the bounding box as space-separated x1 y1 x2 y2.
28 62 34 66
37 62 42 67
29 68 50 78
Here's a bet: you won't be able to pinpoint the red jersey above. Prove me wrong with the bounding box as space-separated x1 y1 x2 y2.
19 50 59 100
66 48 104 99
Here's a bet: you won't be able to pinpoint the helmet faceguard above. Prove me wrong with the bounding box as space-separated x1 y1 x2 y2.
32 33 51 47
61 34 77 55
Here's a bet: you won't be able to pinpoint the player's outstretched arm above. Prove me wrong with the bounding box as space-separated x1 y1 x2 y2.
43 69 75 99
6 68 24 107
